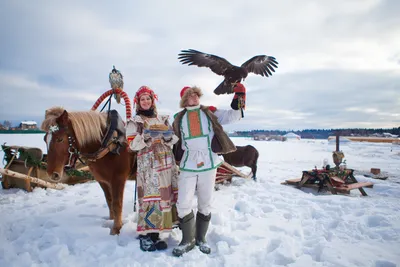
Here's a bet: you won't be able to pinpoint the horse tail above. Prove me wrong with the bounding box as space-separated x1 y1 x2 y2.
250 145 259 180
249 145 259 165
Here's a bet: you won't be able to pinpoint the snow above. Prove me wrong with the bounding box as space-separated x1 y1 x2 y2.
20 121 38 125
1 134 400 267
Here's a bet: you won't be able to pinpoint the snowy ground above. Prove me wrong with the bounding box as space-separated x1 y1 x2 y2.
1 134 400 267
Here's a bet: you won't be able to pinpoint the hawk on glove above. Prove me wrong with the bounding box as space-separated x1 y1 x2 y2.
178 49 278 95
109 65 124 104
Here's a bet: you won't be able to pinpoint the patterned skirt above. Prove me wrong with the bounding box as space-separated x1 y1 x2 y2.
136 142 178 234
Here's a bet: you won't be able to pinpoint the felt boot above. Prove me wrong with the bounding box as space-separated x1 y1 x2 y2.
195 212 211 254
172 211 196 257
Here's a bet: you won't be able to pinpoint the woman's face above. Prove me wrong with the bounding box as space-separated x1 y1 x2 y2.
139 94 153 110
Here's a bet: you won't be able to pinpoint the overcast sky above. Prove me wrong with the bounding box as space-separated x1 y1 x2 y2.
0 0 399 131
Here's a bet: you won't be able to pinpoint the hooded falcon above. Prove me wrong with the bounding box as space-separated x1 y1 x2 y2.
178 49 278 95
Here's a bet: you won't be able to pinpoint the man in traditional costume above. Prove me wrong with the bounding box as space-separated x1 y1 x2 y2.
172 83 246 256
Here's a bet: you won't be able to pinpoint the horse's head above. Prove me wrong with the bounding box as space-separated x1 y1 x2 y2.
43 109 76 182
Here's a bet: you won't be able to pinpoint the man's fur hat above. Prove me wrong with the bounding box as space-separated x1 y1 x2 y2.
179 86 203 108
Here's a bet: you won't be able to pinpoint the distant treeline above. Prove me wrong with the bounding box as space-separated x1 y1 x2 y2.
233 127 400 139
1 127 400 139
0 129 45 134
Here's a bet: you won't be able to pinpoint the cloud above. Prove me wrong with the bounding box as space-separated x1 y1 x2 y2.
0 0 399 130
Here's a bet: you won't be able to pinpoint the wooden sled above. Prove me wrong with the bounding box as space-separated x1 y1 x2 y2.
362 171 389 180
215 161 251 184
0 168 64 190
282 168 374 196
1 144 94 192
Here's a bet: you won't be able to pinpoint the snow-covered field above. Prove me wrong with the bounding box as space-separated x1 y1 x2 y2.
1 134 400 267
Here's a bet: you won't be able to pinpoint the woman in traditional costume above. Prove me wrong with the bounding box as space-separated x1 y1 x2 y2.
126 86 179 252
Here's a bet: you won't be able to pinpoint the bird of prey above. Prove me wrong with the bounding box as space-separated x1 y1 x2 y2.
109 65 124 104
178 49 279 95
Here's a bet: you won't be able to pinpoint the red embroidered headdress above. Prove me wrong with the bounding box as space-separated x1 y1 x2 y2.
134 86 158 111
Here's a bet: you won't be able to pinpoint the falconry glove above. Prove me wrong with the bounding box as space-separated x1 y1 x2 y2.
230 83 246 110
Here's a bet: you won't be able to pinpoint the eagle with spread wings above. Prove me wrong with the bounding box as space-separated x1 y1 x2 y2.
178 49 278 95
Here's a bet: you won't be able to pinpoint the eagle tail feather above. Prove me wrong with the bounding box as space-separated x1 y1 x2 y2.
214 81 233 95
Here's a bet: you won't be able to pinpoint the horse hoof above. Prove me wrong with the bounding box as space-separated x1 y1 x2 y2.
110 228 120 235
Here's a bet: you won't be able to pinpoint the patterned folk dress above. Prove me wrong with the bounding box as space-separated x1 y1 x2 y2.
126 114 179 234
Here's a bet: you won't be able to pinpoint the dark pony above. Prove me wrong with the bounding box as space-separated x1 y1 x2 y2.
41 107 135 235
222 145 259 180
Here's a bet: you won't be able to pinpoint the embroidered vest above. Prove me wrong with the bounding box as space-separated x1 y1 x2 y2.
172 105 236 162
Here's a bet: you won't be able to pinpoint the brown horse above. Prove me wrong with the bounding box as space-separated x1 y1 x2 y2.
222 145 259 181
41 107 135 235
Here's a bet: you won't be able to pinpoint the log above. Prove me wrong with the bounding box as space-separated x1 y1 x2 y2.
0 168 64 190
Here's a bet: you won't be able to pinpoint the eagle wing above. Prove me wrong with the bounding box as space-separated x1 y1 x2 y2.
178 49 234 76
241 55 278 77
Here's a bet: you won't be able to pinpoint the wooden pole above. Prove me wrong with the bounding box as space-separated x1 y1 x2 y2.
0 168 65 190
336 132 340 152
78 166 90 172
221 161 248 178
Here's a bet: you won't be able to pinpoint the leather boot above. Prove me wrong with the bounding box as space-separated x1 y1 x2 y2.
195 212 211 254
172 211 196 257
139 234 156 252
149 233 168 250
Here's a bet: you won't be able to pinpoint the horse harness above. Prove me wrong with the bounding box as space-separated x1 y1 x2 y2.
63 110 125 169
64 130 123 169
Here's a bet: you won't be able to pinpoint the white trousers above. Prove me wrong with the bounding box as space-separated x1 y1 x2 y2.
176 169 217 218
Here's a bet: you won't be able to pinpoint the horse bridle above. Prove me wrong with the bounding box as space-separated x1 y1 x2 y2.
48 123 120 171
47 125 80 170
65 134 80 169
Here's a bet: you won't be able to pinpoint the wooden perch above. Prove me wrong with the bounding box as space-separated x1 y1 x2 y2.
0 168 65 190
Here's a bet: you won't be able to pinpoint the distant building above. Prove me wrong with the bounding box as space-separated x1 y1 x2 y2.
267 135 287 142
253 134 267 141
383 132 399 138
20 121 38 130
284 132 301 140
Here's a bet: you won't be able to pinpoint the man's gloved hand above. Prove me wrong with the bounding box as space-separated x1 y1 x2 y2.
234 82 246 94
230 83 246 110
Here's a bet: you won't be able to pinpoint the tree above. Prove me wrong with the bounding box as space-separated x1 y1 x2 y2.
3 120 12 129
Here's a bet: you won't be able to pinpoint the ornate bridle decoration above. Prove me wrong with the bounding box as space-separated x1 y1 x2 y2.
49 125 59 132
